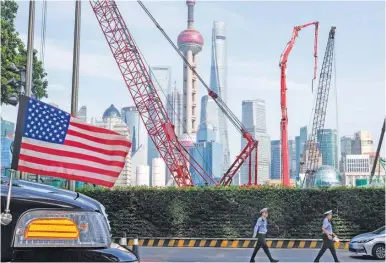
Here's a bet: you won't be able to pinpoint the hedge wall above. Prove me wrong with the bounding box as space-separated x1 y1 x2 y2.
79 186 385 239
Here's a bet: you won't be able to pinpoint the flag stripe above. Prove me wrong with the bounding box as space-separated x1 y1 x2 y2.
18 165 115 187
66 128 131 147
64 139 128 157
22 138 125 162
69 124 128 141
20 148 123 172
19 154 120 177
65 134 130 152
70 117 122 135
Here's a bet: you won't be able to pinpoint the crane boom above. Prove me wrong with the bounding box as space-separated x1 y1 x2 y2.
279 21 319 186
369 118 385 184
136 0 258 186
302 26 336 187
89 0 217 186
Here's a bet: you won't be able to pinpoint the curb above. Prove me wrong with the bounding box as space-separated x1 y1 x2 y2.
113 238 350 249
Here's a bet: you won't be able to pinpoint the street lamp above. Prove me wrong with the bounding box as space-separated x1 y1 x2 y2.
6 63 27 106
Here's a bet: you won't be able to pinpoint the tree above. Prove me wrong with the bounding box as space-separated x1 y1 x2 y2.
1 0 48 105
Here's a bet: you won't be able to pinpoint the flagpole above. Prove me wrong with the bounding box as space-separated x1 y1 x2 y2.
68 0 81 191
20 0 35 181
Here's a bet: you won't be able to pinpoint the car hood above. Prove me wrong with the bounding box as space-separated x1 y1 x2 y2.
1 176 101 211
351 232 382 242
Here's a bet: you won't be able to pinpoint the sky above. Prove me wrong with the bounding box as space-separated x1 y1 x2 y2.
1 0 385 162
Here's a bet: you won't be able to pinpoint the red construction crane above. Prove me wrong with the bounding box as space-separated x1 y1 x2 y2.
136 0 259 186
90 0 259 187
279 21 319 186
89 0 217 187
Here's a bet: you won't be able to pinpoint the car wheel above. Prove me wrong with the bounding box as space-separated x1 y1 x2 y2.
372 244 385 260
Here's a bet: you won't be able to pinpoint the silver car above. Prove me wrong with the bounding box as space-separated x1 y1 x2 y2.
349 226 385 260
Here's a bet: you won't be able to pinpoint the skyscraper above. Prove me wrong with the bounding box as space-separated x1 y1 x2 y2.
209 21 230 171
317 129 339 168
190 124 223 185
270 140 281 180
149 66 172 103
166 83 183 137
352 130 373 154
199 95 218 136
297 126 308 174
288 137 297 178
76 106 87 123
95 105 131 187
240 99 270 184
177 0 203 136
340 136 354 172
121 106 141 155
295 136 301 176
147 66 171 176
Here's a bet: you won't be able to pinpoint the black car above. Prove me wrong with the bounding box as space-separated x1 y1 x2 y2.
1 176 138 262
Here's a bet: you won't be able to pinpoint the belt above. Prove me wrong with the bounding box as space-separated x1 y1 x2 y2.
258 232 267 234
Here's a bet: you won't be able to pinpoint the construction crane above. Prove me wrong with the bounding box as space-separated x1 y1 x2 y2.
89 0 217 187
302 26 336 188
279 22 319 186
89 0 257 187
369 118 385 184
136 0 259 186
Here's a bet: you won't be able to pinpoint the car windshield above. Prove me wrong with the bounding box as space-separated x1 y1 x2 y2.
372 226 386 234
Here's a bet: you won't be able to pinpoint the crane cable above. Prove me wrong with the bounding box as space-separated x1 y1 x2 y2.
137 0 246 132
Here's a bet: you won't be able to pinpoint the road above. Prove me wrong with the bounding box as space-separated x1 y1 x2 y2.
139 247 379 262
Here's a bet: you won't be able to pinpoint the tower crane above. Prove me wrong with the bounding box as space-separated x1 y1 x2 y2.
279 22 319 186
302 26 336 188
136 0 259 186
89 0 217 187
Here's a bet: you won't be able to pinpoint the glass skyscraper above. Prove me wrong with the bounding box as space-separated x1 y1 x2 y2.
199 95 218 136
166 84 183 137
270 140 281 180
317 129 339 168
147 66 172 176
240 99 270 184
288 138 297 178
209 21 230 172
190 125 223 185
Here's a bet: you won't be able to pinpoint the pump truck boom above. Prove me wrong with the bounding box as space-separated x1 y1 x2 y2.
136 0 259 186
90 0 217 186
279 21 319 186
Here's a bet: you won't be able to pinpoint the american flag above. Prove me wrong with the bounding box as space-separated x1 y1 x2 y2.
11 96 131 187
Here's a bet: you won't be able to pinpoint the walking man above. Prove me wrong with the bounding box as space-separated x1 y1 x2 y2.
314 210 340 262
250 208 279 262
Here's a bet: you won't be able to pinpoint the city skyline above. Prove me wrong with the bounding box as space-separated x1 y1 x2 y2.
1 0 384 162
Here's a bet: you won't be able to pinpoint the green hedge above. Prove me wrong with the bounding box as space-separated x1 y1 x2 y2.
79 186 385 239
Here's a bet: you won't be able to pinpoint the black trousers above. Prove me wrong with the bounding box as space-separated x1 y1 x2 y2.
314 234 339 262
250 233 275 262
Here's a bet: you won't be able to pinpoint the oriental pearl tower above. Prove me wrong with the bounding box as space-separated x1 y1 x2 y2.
177 0 204 149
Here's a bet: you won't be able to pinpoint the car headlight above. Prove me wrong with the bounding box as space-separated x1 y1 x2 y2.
13 209 111 248
355 238 374 243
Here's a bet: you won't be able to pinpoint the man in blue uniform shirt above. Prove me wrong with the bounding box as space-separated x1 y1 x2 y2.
250 208 279 262
314 210 340 262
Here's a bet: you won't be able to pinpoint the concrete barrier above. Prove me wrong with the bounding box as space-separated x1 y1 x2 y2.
113 237 350 249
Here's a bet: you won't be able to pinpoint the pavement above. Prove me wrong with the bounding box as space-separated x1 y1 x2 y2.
139 247 380 262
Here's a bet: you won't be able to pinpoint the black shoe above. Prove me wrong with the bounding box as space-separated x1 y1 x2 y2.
250 260 255 263
270 260 279 262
